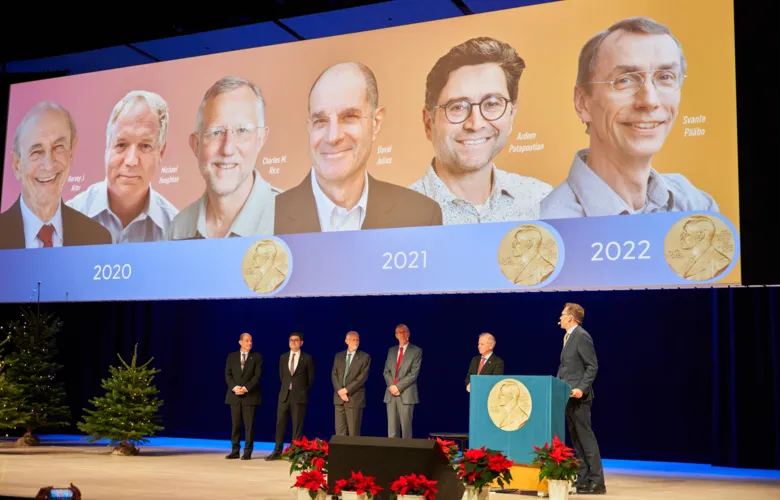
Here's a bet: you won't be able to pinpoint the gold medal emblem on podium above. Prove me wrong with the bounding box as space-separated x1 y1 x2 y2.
487 378 532 431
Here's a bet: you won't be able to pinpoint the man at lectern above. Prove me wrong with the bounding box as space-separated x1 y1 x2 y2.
557 303 606 495
383 324 422 439
465 333 504 392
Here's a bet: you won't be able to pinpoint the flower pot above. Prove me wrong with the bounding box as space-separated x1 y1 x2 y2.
397 496 425 500
296 488 326 500
464 485 489 499
341 492 368 500
547 479 570 500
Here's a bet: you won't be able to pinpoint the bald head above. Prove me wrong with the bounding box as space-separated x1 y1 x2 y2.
13 101 77 158
309 62 379 113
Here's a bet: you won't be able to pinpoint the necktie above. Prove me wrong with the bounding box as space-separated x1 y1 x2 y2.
289 353 295 390
564 333 571 346
241 352 246 370
38 224 54 247
344 352 352 385
478 356 486 374
394 346 404 385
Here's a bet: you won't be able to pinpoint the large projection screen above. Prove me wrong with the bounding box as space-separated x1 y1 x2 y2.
0 0 740 302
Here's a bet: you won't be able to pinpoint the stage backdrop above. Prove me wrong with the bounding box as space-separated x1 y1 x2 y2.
0 0 741 302
2 286 777 469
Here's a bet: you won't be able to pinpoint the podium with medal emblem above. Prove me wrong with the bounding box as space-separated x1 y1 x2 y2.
469 375 571 494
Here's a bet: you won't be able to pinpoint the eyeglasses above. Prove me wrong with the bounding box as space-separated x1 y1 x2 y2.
589 70 686 95
431 95 511 124
202 124 259 144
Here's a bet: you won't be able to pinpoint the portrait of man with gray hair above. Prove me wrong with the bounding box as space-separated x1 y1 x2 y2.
0 101 111 249
541 17 718 220
465 332 504 393
67 90 178 243
167 76 280 240
274 62 442 235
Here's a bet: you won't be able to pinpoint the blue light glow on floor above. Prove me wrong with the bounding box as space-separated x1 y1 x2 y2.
19 434 780 482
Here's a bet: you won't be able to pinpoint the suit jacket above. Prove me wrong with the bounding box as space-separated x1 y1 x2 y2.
224 350 263 405
383 343 422 405
465 353 505 386
557 325 598 402
331 349 371 408
279 350 315 404
0 196 112 249
273 171 443 235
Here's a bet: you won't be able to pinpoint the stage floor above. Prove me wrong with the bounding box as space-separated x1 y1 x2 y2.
1 436 779 500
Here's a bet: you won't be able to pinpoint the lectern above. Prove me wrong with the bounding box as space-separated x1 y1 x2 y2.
469 375 571 492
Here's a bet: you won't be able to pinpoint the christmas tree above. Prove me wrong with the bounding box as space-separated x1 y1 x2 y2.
0 335 26 430
1 308 70 445
77 344 164 455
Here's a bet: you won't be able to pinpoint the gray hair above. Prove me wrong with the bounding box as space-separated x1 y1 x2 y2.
479 333 496 346
105 90 169 151
577 16 686 94
13 101 77 157
309 62 379 113
195 76 266 133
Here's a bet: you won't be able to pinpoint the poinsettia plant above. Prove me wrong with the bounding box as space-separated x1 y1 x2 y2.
389 473 438 500
454 447 514 493
430 437 460 463
530 435 579 482
282 436 329 475
292 469 328 499
332 470 383 498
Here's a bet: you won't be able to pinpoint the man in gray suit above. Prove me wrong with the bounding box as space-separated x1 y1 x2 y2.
331 331 371 436
383 324 422 439
557 303 606 495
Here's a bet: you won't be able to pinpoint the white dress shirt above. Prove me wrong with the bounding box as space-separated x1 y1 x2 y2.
20 196 63 248
311 168 369 231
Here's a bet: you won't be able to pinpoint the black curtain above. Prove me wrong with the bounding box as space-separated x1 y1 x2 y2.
1 286 777 469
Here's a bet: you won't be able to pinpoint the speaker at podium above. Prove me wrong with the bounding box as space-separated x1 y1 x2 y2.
469 375 571 492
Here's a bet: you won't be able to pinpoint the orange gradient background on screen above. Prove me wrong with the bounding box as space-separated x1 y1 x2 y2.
2 0 740 285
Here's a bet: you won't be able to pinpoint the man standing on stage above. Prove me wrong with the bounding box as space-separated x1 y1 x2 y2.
331 331 371 436
224 333 262 460
557 303 606 494
465 332 504 392
383 324 422 439
266 332 314 461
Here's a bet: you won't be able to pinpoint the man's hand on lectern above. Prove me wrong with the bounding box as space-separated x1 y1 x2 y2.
466 383 470 393
570 388 583 398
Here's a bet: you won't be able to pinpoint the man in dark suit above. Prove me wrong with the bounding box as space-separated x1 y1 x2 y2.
383 324 422 439
224 333 263 460
331 331 371 436
274 61 443 235
266 332 314 460
0 101 111 249
557 303 606 495
465 333 505 392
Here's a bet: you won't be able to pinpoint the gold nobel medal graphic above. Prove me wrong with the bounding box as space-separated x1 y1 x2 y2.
498 224 559 286
487 379 532 431
241 238 290 294
664 214 735 281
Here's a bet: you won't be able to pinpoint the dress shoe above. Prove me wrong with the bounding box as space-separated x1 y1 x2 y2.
225 452 240 459
577 484 606 494
241 453 252 460
264 450 282 461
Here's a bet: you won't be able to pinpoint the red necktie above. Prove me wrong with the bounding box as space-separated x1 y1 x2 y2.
394 346 404 384
478 356 486 374
38 224 54 247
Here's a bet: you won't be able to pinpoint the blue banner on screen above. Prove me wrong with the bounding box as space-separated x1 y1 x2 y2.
0 211 740 303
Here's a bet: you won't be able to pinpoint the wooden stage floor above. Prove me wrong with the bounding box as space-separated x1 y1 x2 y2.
1 438 779 500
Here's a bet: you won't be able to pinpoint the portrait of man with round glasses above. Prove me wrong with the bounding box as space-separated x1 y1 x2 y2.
410 37 552 226
540 17 719 220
